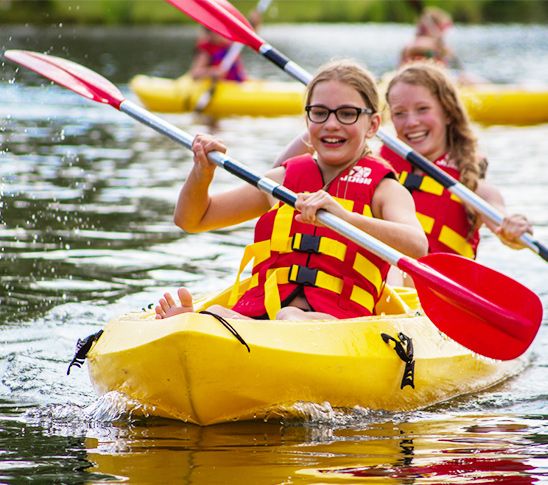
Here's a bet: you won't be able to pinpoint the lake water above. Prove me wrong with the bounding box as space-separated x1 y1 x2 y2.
1 23 547 483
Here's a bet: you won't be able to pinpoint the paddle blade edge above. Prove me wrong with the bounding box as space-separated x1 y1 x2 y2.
399 253 543 360
165 0 261 49
4 50 125 108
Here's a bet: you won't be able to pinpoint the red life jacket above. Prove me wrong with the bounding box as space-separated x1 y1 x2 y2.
379 145 480 258
230 154 394 319
196 40 247 82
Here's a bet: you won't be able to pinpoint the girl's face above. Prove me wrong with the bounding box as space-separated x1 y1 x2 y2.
388 81 449 162
307 80 379 172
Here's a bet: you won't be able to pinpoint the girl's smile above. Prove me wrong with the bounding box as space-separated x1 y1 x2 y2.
388 81 449 162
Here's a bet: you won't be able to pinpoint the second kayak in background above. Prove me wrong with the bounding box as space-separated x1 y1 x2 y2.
129 73 305 118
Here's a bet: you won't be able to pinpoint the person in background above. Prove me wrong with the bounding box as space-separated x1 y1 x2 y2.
155 60 427 320
399 7 486 85
189 10 262 82
382 62 532 284
400 7 454 67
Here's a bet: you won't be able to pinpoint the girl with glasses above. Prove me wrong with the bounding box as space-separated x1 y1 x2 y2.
155 60 427 321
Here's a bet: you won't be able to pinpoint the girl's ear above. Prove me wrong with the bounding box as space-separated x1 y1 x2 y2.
365 113 382 138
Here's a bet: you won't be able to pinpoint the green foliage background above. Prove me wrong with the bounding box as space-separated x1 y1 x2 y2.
1 0 548 24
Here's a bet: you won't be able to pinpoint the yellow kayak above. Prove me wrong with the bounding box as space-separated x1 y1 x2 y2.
129 73 548 125
129 74 305 117
86 283 522 425
459 84 548 125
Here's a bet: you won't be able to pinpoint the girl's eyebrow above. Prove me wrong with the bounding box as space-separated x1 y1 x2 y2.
309 103 366 109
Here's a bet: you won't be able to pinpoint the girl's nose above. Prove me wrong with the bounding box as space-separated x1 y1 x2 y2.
324 112 340 128
405 112 420 126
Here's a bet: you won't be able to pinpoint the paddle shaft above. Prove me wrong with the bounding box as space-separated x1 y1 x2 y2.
198 8 547 261
219 42 244 73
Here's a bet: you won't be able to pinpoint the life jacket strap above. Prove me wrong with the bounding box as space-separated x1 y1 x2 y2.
439 225 475 258
416 212 435 234
400 171 444 196
399 172 475 259
415 212 475 258
291 233 347 261
229 232 350 308
262 264 375 319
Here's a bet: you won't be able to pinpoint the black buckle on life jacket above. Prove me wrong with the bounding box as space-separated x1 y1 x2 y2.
289 264 318 287
381 332 415 389
292 234 321 254
402 172 423 193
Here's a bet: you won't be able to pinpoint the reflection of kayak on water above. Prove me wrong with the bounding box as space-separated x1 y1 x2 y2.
130 73 548 125
129 73 305 117
83 282 523 426
86 416 533 483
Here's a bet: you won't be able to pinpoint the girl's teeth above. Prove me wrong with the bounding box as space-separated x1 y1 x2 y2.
407 132 426 140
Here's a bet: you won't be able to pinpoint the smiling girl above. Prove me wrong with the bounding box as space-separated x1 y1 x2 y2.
156 60 427 321
382 62 532 261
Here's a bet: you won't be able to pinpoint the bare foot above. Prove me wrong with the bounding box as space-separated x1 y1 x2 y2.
155 288 194 319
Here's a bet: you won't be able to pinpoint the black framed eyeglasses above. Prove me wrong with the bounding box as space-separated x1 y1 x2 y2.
305 105 374 125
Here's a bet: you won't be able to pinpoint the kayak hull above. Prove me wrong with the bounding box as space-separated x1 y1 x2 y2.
129 74 548 125
129 74 305 117
460 84 548 125
87 286 522 425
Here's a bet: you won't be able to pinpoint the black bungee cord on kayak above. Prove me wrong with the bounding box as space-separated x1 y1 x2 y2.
200 310 250 353
66 330 104 375
381 332 415 389
66 308 250 377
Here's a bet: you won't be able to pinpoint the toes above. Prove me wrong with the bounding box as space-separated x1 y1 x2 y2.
155 288 194 321
159 297 170 312
177 288 193 309
164 292 176 308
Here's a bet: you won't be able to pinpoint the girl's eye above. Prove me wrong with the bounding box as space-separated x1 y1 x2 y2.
311 108 329 118
338 109 358 122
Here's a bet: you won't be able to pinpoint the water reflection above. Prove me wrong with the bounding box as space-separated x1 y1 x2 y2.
81 415 544 483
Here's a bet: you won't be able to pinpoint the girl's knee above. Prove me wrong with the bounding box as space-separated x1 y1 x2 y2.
276 306 306 320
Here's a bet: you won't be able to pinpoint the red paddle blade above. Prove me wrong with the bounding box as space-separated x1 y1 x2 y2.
406 253 542 360
166 0 263 51
4 50 124 109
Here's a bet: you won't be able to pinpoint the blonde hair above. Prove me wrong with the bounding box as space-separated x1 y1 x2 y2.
386 62 487 231
306 59 380 158
306 59 379 113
